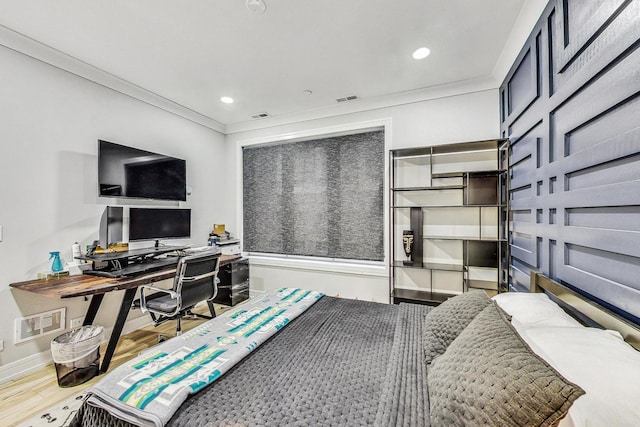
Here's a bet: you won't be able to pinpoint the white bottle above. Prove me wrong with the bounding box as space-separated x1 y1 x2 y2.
72 242 82 260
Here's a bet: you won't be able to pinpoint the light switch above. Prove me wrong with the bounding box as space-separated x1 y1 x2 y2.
0 225 3 242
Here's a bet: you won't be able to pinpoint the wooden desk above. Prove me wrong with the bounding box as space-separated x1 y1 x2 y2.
10 254 241 373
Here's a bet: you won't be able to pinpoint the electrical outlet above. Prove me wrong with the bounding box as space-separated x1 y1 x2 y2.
42 313 53 329
0 339 4 351
70 317 84 329
42 310 62 333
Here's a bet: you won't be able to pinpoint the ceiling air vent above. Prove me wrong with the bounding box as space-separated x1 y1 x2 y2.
336 95 359 103
250 112 271 119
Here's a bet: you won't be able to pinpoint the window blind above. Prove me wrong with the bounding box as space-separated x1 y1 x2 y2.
242 130 384 261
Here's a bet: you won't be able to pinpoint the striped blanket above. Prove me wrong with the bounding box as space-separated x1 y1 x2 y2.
84 288 323 427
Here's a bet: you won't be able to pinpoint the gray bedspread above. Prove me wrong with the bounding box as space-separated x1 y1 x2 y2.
73 296 431 427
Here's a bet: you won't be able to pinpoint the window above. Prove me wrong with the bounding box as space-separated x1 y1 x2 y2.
243 129 384 261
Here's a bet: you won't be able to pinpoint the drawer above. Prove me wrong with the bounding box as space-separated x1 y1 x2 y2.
217 280 249 291
213 286 250 306
219 259 249 286
231 280 249 292
220 244 241 255
231 289 250 306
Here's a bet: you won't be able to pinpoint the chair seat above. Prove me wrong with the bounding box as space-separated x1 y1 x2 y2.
145 294 179 314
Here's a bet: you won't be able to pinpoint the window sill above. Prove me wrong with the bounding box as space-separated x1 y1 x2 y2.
247 255 387 277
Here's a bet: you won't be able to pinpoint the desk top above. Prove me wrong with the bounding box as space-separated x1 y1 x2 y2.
9 254 242 299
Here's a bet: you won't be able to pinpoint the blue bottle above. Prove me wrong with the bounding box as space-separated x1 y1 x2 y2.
49 251 63 273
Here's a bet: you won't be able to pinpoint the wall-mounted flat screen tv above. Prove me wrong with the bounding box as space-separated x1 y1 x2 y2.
98 140 187 201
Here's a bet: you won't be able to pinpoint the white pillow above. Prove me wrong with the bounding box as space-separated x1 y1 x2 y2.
517 326 640 427
492 292 582 330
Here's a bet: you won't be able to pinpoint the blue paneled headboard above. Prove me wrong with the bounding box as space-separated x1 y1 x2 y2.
500 0 640 324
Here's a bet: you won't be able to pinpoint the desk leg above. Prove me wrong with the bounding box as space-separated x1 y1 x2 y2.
100 288 137 374
83 294 105 326
207 300 217 318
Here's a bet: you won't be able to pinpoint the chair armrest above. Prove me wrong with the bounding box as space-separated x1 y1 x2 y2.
139 285 179 315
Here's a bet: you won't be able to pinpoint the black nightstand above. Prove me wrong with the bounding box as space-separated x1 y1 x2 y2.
213 258 250 306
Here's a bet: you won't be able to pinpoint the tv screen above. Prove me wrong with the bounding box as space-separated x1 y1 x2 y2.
129 208 191 242
98 140 186 201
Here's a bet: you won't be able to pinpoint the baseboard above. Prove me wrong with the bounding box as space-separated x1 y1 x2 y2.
0 315 153 385
0 350 53 384
249 289 266 298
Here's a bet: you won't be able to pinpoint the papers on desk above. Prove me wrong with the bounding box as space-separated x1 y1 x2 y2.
182 246 221 255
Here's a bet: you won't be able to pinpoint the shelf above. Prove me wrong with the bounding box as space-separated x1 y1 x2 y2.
392 261 465 272
392 204 505 209
423 236 506 242
392 288 457 306
391 260 423 269
431 169 505 179
78 245 188 261
393 140 502 158
425 262 465 271
431 139 499 155
467 279 499 290
391 185 465 192
392 148 432 158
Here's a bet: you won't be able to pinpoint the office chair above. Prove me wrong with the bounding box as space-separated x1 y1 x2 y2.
139 251 221 336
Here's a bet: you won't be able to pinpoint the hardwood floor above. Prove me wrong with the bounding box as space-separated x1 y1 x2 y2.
0 304 229 427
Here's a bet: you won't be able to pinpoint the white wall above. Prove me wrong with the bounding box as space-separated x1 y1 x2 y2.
225 89 500 302
0 44 230 380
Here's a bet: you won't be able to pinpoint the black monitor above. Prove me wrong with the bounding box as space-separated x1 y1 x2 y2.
98 140 187 201
99 206 123 249
129 208 191 246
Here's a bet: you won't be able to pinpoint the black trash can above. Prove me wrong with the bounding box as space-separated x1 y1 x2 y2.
51 325 104 387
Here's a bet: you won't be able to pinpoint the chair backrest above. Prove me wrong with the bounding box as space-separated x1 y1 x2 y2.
173 251 221 311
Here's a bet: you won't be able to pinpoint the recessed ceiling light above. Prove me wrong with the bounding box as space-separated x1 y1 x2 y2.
246 0 266 14
220 96 234 104
304 90 313 95
412 47 431 60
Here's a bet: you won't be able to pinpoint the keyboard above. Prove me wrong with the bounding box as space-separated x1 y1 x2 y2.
85 257 179 278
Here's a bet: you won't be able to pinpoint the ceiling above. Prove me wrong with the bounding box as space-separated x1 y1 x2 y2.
0 0 527 131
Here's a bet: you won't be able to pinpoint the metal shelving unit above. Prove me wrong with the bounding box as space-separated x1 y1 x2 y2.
389 139 509 305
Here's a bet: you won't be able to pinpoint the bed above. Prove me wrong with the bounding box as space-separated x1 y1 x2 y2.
70 274 640 427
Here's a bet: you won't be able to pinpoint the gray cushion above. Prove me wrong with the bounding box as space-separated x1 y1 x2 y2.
145 294 178 314
423 290 492 364
428 303 585 427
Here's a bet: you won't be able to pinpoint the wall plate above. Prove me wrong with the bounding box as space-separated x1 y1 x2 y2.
15 308 66 344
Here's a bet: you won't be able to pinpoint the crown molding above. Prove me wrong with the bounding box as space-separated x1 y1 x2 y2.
0 24 226 134
225 76 499 135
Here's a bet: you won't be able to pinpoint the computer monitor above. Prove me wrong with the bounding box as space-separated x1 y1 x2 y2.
99 206 123 250
129 208 191 246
